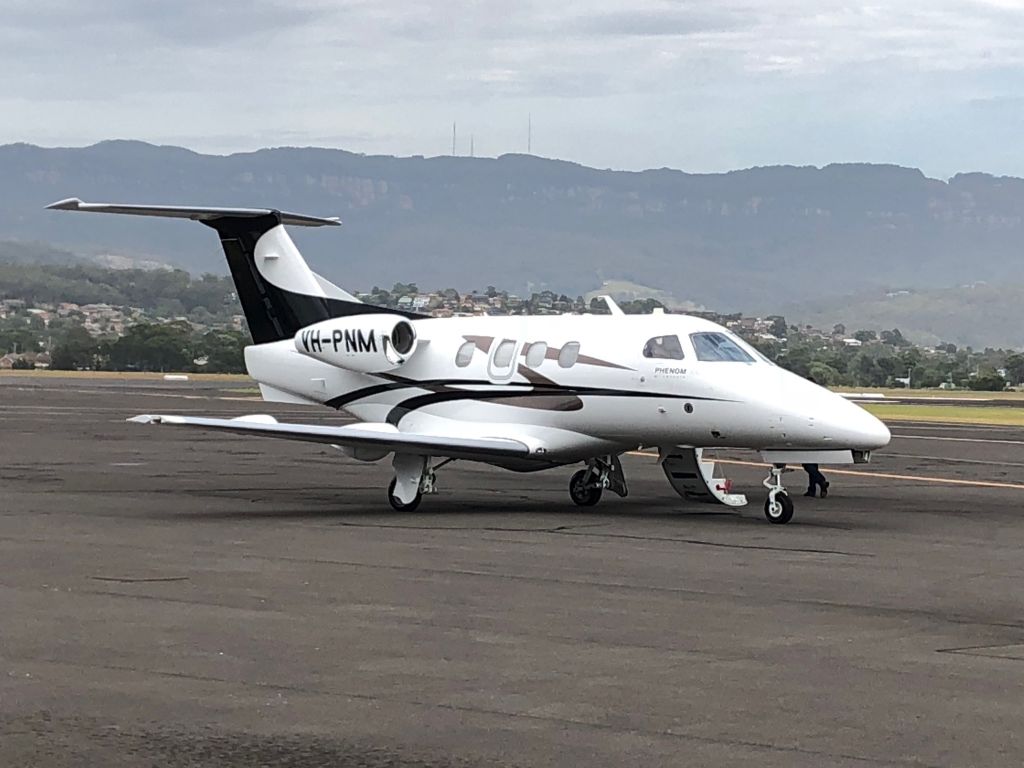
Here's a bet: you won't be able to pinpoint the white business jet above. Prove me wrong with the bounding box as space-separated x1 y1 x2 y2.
48 198 890 524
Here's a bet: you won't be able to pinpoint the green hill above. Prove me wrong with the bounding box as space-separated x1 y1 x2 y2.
787 284 1024 348
1 140 1023 346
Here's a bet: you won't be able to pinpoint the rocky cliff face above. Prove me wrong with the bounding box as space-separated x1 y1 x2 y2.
2 140 1023 313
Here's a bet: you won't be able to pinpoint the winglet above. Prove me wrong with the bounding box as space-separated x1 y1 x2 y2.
128 414 185 425
46 197 85 211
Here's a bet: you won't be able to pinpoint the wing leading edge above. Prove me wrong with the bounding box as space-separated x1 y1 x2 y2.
128 414 533 460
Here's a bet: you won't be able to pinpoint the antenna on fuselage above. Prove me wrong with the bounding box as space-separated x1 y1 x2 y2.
598 295 624 316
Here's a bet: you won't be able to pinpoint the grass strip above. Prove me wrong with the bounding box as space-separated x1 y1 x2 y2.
863 403 1024 427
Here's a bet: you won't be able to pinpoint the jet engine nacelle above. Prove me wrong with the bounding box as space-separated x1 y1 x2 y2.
293 314 418 373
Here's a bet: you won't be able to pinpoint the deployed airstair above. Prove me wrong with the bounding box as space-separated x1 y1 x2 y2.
660 448 748 507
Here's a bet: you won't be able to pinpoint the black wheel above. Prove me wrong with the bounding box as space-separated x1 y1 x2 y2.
764 492 794 524
569 469 603 507
388 478 422 512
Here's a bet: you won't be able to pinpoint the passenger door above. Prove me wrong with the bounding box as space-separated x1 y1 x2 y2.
488 338 520 381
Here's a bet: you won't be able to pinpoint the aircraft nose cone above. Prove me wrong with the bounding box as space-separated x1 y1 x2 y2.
852 405 891 450
775 370 891 450
820 393 891 450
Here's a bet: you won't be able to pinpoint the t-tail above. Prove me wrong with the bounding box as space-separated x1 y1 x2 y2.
46 198 418 343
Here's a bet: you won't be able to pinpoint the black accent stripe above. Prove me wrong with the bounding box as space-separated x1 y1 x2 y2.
324 376 732 414
562 387 722 401
383 387 730 426
325 382 414 410
324 376 501 410
670 472 699 479
384 388 585 426
385 375 730 403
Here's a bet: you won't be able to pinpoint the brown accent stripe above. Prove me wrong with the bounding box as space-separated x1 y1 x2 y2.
463 334 494 353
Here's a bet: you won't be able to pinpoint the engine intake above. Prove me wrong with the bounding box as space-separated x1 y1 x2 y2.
294 314 418 373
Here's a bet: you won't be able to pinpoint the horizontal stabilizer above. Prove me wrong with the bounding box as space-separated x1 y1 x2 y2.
128 414 533 460
47 198 340 228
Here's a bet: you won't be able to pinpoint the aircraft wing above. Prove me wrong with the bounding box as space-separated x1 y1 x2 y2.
128 414 533 460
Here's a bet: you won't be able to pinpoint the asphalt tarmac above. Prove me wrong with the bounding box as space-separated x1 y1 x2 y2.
3 376 1024 767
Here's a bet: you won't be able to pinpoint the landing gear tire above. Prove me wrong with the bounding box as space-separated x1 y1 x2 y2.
764 492 794 524
569 470 603 507
387 478 422 512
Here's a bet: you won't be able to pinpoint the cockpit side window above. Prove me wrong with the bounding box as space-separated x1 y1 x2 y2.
642 335 685 360
690 332 755 362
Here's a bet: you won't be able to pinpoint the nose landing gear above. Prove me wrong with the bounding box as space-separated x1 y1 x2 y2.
569 469 603 506
762 464 794 524
568 455 628 507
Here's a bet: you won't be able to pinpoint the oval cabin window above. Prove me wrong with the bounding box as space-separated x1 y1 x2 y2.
525 342 548 368
558 342 580 368
455 341 475 367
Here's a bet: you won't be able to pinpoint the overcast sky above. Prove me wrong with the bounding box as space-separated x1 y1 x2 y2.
3 0 1024 177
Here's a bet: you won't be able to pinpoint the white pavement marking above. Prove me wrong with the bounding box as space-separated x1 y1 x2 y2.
712 458 1024 491
893 435 1024 446
890 423 1023 432
879 453 1024 468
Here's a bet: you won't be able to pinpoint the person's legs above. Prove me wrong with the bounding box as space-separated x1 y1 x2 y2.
802 464 818 497
811 465 830 498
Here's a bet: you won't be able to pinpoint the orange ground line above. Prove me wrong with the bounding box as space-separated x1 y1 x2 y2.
625 452 1024 491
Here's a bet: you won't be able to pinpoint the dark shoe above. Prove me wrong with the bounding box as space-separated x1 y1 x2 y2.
820 482 829 499
803 490 816 498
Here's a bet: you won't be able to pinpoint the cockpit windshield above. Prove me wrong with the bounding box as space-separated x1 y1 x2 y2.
689 332 755 362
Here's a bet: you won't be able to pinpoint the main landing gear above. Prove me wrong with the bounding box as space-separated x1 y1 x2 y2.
762 463 794 524
386 477 422 512
387 454 453 512
568 455 628 507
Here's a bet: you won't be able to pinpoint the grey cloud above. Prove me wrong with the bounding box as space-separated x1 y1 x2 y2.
4 1 1024 177
4 0 333 48
568 6 751 38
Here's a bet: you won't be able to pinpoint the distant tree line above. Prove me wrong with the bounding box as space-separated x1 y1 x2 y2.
50 323 248 373
751 325 1024 391
0 262 238 320
6 265 1024 387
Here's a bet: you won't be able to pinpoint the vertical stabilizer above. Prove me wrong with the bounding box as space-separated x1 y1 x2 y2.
46 198 420 345
207 214 338 343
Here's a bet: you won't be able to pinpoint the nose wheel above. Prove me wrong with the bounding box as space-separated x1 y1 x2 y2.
569 469 603 506
763 492 794 524
762 464 794 524
568 455 628 507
